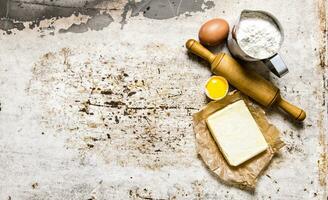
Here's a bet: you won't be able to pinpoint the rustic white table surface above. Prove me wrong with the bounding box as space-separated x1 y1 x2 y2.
0 0 327 199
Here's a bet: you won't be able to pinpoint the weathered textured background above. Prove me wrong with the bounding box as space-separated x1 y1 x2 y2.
0 0 327 199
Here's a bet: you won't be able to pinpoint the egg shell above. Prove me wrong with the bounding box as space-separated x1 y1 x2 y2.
198 18 230 46
204 76 229 101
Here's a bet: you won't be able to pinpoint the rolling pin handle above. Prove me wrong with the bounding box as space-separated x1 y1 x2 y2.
186 39 216 64
277 97 306 121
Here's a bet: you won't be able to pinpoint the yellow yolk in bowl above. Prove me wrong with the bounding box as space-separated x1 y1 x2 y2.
205 76 228 100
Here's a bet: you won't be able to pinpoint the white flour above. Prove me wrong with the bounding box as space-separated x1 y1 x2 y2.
237 12 282 59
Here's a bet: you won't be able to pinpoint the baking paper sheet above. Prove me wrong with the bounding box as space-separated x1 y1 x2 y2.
193 91 285 189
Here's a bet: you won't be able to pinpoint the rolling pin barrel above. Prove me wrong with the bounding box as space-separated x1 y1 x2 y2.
186 39 306 121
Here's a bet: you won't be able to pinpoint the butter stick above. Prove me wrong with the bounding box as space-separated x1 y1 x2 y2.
206 100 268 166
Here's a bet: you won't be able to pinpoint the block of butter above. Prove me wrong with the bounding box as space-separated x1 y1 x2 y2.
206 100 268 166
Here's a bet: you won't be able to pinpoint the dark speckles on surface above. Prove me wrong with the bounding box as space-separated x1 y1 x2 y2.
29 47 196 170
104 101 126 108
115 116 119 124
100 89 113 95
128 91 136 96
120 0 215 28
31 182 39 189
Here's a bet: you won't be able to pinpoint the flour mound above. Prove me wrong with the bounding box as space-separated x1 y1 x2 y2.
237 12 282 59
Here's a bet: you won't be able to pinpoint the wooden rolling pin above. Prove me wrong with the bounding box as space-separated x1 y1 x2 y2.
186 39 306 121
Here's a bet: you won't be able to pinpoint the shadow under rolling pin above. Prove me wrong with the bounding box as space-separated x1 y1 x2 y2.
186 39 306 121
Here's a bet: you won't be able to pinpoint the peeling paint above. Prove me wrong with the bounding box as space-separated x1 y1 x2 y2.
120 0 215 28
0 19 24 34
59 13 113 33
0 0 215 33
0 0 113 33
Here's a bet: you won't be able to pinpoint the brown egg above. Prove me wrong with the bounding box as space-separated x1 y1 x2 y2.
198 18 229 46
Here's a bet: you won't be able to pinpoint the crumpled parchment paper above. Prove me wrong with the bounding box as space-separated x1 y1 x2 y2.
193 91 285 190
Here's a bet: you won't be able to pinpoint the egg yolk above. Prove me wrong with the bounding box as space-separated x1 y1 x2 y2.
206 77 228 99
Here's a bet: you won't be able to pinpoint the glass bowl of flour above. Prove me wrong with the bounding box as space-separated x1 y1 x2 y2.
228 10 289 77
